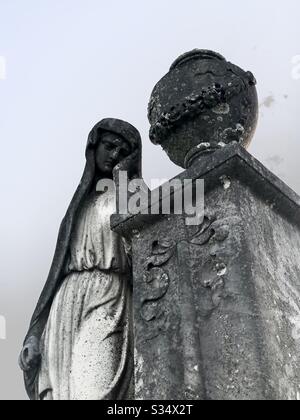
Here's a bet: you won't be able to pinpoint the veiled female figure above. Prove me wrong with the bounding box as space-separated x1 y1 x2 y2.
19 119 142 400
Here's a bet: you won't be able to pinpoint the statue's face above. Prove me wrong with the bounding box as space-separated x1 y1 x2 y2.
95 131 131 176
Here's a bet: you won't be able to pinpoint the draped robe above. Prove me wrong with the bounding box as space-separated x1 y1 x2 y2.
21 119 142 400
38 189 133 400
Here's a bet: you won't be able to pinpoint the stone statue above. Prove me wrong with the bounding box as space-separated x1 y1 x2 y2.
19 119 142 400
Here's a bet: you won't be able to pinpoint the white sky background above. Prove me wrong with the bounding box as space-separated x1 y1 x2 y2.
0 0 299 399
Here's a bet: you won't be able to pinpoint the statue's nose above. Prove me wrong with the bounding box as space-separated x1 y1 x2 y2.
111 147 121 160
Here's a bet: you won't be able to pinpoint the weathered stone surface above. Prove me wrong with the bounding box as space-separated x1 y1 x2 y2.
111 144 300 400
20 119 142 400
148 50 258 168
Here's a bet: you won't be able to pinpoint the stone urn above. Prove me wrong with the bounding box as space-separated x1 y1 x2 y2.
148 50 259 168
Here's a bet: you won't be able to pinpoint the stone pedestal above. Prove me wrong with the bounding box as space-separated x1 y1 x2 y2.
111 144 300 400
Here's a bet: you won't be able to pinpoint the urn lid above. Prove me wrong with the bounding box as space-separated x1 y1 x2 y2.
170 49 226 71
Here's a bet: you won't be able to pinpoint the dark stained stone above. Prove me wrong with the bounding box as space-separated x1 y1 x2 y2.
148 50 259 169
112 144 300 400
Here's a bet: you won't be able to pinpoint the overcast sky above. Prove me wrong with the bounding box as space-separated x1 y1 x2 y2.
0 0 299 400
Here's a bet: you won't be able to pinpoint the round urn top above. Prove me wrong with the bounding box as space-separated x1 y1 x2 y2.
148 49 259 168
170 49 226 71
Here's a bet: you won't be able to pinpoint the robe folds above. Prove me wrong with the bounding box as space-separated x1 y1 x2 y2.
39 190 133 400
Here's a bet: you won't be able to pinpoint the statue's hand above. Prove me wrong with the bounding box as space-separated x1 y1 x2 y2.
19 336 41 372
113 150 139 181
